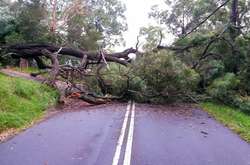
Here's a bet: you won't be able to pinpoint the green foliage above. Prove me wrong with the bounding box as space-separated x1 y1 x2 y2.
207 73 240 104
102 64 130 95
103 64 147 100
0 0 127 48
84 0 127 48
233 97 250 114
237 37 250 94
139 26 164 51
84 51 200 103
150 0 227 36
202 102 250 142
207 73 250 113
0 5 16 43
0 74 58 132
201 60 225 84
5 32 24 44
84 64 136 97
16 0 49 42
239 66 250 94
130 51 200 102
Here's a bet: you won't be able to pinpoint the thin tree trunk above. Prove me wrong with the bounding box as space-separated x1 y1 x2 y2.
229 0 240 73
230 0 239 26
50 0 57 33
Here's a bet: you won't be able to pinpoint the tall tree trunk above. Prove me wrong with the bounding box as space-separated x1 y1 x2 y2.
230 0 240 40
230 0 239 26
49 0 57 33
229 0 240 73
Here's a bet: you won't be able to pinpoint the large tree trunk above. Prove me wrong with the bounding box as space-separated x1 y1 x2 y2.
8 44 137 66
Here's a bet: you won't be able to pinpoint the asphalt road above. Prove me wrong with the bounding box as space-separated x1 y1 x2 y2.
0 102 250 165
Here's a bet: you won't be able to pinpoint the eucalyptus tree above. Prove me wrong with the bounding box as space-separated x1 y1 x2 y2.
150 0 228 37
46 0 127 50
71 0 127 49
0 0 17 43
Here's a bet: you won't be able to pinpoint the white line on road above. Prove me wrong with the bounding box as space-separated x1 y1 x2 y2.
123 101 135 165
112 101 131 165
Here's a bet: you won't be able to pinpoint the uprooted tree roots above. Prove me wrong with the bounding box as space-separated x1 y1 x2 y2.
2 43 138 104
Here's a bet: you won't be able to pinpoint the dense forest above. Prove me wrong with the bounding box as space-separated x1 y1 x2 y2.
0 0 250 113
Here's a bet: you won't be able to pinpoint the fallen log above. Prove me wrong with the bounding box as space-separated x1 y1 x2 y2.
6 43 137 67
1 43 139 104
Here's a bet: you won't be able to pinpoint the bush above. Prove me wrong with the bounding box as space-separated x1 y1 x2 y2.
239 60 250 94
5 32 25 44
207 73 250 113
130 50 200 103
207 73 240 104
232 97 250 114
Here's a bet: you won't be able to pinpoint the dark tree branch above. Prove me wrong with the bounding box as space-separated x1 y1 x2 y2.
156 44 198 52
6 43 137 66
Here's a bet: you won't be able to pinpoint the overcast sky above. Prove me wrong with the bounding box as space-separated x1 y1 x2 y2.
118 0 169 50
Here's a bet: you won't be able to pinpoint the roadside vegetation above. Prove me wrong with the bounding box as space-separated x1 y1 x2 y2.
202 102 250 143
0 74 58 133
11 67 40 74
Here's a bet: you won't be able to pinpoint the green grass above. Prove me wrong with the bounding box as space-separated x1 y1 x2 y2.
201 102 250 143
0 73 58 133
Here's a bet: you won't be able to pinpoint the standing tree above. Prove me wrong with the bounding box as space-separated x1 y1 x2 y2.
150 0 228 37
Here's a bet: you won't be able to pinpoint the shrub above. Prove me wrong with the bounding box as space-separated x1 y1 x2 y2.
5 32 25 44
207 73 250 113
207 73 240 104
232 97 250 114
130 50 200 103
238 59 250 94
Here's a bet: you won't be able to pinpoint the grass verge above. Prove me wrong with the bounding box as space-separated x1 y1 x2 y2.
11 67 40 74
0 73 58 133
201 102 250 143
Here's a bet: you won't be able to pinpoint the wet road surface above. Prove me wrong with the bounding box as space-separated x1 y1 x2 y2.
0 102 250 165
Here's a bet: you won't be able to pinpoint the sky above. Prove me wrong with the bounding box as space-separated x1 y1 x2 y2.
117 0 171 51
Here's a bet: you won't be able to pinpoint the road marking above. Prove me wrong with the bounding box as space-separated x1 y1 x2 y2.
123 101 135 165
112 101 131 165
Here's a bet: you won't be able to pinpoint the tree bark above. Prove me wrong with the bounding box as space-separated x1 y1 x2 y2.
8 44 137 66
230 0 239 26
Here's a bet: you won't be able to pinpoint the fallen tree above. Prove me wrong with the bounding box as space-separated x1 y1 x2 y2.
7 43 137 66
1 43 138 104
